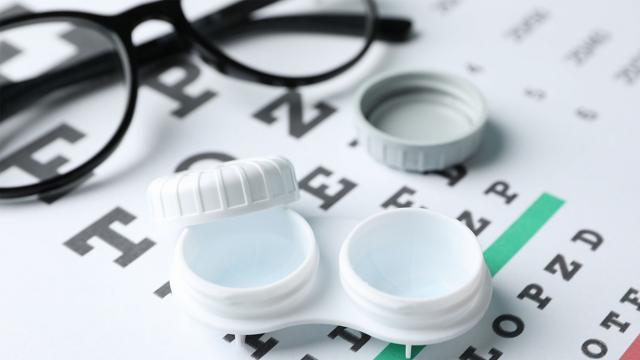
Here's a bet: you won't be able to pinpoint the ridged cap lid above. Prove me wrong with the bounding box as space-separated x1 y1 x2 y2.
147 156 299 227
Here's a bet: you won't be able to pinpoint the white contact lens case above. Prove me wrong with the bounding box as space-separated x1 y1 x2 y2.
147 156 492 356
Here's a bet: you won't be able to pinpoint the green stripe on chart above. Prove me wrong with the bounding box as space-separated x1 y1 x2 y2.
374 193 565 360
483 193 565 275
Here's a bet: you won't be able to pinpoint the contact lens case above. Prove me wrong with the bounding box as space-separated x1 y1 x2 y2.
147 156 492 358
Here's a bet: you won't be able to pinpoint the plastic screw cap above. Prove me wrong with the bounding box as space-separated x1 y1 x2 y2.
147 156 299 227
355 71 488 172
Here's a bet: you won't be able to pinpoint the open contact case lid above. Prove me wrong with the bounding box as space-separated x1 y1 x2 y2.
147 156 299 227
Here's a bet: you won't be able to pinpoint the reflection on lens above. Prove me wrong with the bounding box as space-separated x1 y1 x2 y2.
0 18 128 188
182 0 373 78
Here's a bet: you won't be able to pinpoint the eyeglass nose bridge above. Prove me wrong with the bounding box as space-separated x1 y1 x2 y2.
109 1 189 40
106 1 267 85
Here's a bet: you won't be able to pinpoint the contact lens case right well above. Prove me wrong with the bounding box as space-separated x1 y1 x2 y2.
147 156 492 357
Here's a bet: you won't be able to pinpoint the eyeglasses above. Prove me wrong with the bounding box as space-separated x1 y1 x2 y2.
0 0 411 199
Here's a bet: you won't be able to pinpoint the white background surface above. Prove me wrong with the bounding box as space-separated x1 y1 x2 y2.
1 0 639 359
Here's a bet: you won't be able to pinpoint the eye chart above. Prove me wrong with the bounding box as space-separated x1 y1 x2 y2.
1 0 639 359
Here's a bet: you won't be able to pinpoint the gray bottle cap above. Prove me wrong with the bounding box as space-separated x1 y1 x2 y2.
355 71 488 172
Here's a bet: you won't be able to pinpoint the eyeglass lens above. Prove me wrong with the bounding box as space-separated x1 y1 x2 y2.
0 18 129 188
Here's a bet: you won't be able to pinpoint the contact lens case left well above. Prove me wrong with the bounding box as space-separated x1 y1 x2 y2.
147 156 492 358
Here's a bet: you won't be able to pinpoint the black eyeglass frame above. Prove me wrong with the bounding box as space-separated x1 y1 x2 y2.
0 0 412 199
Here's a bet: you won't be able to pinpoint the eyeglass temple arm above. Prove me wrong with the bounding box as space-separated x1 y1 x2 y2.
206 0 413 41
199 14 412 42
136 12 412 65
137 13 411 64
0 14 412 121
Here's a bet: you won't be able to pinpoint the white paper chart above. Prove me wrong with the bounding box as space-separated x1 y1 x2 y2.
1 0 640 359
